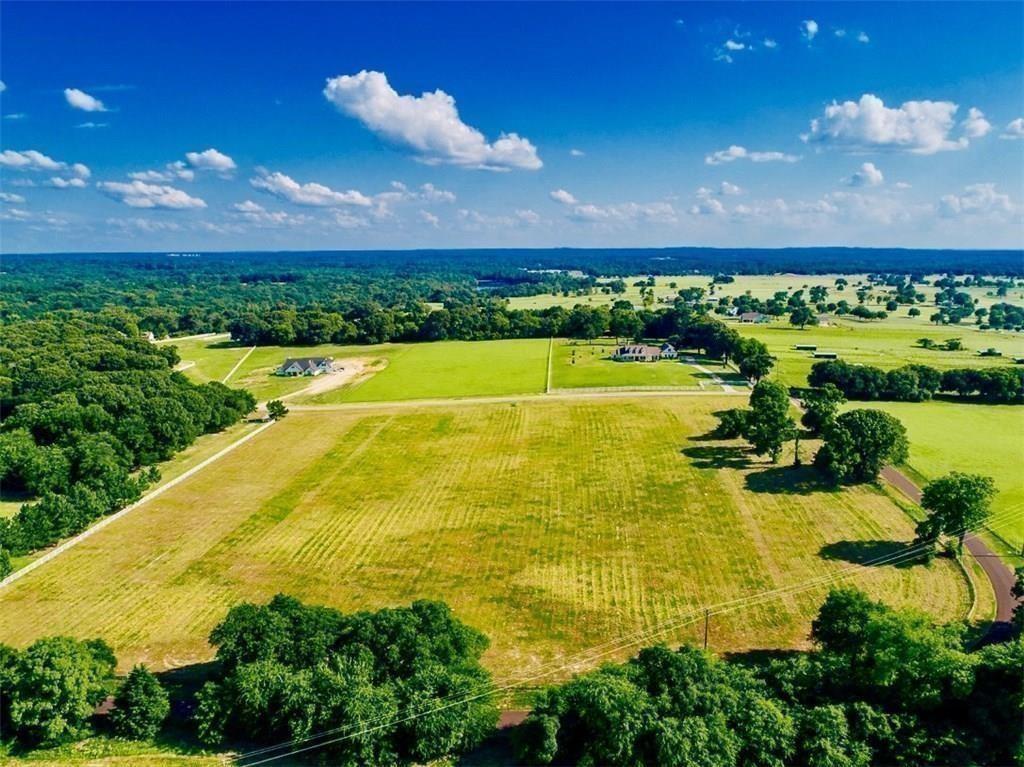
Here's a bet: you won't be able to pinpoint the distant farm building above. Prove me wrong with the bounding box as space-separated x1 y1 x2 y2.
659 343 679 359
276 357 335 376
794 344 818 351
614 345 666 362
813 351 839 359
817 315 834 327
739 312 769 324
978 348 1003 357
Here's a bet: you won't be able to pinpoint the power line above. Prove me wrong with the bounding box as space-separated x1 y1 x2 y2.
230 506 1023 765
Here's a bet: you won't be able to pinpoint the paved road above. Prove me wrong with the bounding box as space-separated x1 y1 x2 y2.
880 466 1020 642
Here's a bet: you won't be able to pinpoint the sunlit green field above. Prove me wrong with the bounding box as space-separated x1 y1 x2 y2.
846 400 1024 550
0 396 968 681
550 339 745 390
736 319 1024 388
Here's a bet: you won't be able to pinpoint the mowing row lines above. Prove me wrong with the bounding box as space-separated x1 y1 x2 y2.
232 504 1024 766
0 420 276 592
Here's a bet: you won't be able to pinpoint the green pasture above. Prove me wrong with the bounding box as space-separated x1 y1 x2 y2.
736 319 1024 388
550 339 745 390
847 400 1024 550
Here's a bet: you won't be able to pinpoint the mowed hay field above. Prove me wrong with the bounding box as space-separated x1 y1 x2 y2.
0 396 968 680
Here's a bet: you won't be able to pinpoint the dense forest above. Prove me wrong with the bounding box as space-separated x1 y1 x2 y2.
808 360 1024 403
0 312 254 563
3 250 1021 338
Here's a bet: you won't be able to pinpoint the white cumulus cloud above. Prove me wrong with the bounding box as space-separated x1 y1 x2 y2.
804 94 985 154
185 148 236 173
801 20 819 41
97 180 207 209
0 150 91 183
47 177 88 189
1000 118 1024 139
0 192 25 203
939 183 1017 219
549 188 579 205
250 169 371 207
704 145 799 165
323 70 542 171
129 161 195 183
961 107 992 139
64 88 107 112
843 162 884 187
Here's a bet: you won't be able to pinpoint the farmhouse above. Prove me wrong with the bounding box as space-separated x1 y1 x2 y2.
276 357 335 376
813 351 839 359
739 312 768 324
659 342 678 359
614 344 665 362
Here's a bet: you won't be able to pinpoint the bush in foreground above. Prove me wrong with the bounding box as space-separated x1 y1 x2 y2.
111 665 170 740
194 595 497 766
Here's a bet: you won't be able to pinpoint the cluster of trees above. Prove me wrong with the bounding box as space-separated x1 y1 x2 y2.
715 380 909 484
194 596 497 766
809 360 1024 403
226 301 776 381
986 302 1024 331
0 637 168 748
516 588 1023 766
0 314 255 561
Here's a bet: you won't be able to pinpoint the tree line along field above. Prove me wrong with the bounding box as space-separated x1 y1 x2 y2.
843 400 1024 552
0 396 969 682
168 336 747 404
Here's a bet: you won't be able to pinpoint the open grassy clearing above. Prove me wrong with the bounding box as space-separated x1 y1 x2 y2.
0 396 967 682
735 319 1024 388
305 338 550 403
550 339 745 391
846 400 1024 550
163 335 247 384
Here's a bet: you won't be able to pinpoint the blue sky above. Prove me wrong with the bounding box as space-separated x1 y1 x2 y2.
1 1 1022 253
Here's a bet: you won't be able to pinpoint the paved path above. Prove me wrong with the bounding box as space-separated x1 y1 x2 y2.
0 420 276 591
880 466 1020 642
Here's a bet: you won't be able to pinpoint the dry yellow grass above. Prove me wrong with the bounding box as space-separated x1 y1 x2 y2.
0 396 968 682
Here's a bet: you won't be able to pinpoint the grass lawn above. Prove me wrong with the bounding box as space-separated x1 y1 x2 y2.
304 338 550 403
845 400 1024 551
174 339 550 403
0 396 967 682
550 339 745 391
736 319 1024 388
162 335 248 384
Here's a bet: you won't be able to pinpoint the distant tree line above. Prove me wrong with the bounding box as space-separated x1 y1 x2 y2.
515 588 1023 767
0 313 255 563
808 360 1024 403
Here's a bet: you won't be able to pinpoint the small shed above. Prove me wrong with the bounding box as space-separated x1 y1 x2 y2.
813 351 839 359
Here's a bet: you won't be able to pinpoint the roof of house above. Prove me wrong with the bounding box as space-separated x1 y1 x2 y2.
739 311 765 320
279 357 332 370
617 345 663 356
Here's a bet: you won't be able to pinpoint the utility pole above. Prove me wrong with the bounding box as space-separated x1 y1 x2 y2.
703 609 710 650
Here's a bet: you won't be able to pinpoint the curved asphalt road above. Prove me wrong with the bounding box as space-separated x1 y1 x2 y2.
880 466 1020 643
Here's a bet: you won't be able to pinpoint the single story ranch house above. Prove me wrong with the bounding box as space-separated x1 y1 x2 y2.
276 357 335 376
738 312 769 324
613 343 677 362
